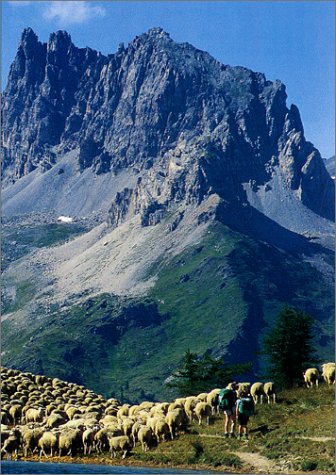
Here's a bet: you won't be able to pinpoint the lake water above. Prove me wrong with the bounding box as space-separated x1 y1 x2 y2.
1 461 227 474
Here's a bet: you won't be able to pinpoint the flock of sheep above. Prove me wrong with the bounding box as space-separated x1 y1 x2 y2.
1 363 334 462
303 363 335 388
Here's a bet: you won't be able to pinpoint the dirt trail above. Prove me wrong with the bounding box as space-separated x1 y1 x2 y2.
232 450 279 473
296 435 334 442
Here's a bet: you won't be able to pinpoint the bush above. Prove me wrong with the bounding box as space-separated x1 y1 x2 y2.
301 460 318 471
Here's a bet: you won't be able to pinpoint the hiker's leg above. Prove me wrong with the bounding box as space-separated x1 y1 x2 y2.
224 412 229 434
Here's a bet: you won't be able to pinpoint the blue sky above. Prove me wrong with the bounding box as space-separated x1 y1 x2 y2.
2 1 335 157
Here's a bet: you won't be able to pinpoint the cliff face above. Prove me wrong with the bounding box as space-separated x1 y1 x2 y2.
2 27 334 222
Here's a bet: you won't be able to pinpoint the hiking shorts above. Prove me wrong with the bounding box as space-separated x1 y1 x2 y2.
223 407 236 417
237 413 249 426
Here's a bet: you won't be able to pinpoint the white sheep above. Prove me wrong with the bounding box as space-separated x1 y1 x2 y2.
184 396 199 422
38 431 58 458
263 382 276 403
82 426 99 455
251 382 264 403
238 382 251 392
58 428 83 457
137 426 153 451
206 389 221 415
303 368 319 388
22 426 45 457
321 363 335 386
153 418 170 443
1 434 20 460
196 392 208 401
165 409 186 439
108 435 132 459
194 402 212 425
46 412 68 429
25 407 45 424
9 404 22 425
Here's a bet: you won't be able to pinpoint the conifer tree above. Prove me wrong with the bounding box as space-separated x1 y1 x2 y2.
262 306 318 388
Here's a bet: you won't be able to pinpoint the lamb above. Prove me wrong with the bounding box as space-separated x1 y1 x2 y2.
263 382 276 403
303 368 319 388
38 431 58 458
194 402 212 425
321 363 335 386
108 435 132 459
251 382 265 403
94 427 122 453
137 426 154 451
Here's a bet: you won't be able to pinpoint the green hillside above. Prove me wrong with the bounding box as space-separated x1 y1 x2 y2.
1 222 333 401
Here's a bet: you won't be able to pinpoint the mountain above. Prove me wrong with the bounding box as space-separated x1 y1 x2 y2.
324 156 335 179
1 28 334 402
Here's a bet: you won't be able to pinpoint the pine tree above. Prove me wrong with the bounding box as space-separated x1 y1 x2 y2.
262 306 318 388
166 349 250 396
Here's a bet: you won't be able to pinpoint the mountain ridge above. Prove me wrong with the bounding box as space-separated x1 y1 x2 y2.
1 27 334 400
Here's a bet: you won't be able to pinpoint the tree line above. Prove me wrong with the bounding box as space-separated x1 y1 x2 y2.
167 306 318 395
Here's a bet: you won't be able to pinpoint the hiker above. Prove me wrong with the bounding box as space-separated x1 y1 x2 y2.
235 389 255 440
218 381 238 438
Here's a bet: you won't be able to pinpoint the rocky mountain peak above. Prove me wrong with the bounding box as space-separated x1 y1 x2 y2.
2 28 334 223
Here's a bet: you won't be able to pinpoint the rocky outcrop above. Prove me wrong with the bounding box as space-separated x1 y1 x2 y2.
2 27 334 222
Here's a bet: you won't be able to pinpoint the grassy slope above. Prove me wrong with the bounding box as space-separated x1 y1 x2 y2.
21 385 335 473
1 222 334 402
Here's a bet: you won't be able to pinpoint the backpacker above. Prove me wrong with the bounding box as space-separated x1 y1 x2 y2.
237 397 255 416
218 388 236 410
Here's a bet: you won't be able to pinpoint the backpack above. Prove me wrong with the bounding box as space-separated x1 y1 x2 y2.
237 397 255 416
218 388 236 410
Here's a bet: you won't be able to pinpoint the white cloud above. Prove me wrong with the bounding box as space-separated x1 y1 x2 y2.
43 1 106 26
